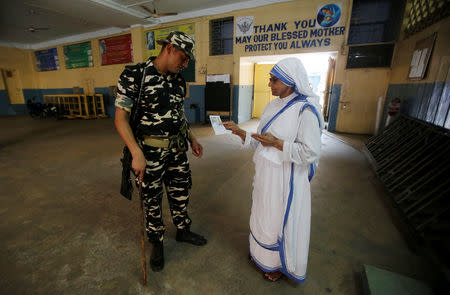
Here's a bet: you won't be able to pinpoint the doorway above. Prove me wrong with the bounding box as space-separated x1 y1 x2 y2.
242 52 337 119
336 68 390 134
253 63 276 118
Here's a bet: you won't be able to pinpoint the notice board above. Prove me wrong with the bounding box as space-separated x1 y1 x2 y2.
99 34 133 65
408 33 437 80
35 48 59 71
64 41 93 69
144 24 195 82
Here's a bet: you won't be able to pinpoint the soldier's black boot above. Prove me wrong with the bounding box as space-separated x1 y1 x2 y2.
176 228 207 246
150 241 164 272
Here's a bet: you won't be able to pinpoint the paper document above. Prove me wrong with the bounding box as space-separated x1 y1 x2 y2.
209 115 231 135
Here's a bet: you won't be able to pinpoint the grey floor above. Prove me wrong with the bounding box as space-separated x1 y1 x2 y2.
0 116 434 295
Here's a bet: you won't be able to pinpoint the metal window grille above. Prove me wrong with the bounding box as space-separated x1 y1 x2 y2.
348 0 406 44
404 0 449 38
210 17 234 56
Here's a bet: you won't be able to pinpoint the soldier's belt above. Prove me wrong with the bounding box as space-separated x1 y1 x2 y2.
142 136 170 148
142 135 188 152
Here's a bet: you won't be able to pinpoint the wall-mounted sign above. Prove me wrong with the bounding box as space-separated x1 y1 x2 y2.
144 24 195 59
236 16 254 37
144 24 196 82
146 31 155 50
64 41 93 69
35 48 59 71
408 33 437 80
99 34 133 65
317 3 342 28
235 3 345 53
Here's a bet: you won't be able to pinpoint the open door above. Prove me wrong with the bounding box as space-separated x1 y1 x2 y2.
252 64 275 118
322 57 335 121
250 53 333 119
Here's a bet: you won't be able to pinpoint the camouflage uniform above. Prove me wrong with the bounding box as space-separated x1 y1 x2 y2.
115 57 192 243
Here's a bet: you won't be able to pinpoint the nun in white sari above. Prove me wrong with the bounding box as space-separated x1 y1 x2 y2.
223 57 324 282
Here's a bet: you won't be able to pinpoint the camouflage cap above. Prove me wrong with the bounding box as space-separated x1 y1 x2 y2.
157 31 195 60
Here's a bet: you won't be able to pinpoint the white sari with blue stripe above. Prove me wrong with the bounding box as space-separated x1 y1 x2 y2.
243 91 321 282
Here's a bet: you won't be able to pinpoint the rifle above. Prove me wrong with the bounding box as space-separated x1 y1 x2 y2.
138 182 147 285
120 64 147 200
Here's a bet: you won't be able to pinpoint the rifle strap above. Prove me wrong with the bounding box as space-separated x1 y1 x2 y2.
129 64 148 132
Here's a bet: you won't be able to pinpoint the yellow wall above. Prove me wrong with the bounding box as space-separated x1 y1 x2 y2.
234 1 351 57
0 46 36 90
1 0 445 131
239 61 255 86
336 68 390 134
390 17 450 84
332 46 348 85
332 8 450 134
1 0 352 107
33 29 141 91
141 0 350 86
232 0 351 83
176 0 351 85
0 27 147 93
332 38 392 134
0 46 36 104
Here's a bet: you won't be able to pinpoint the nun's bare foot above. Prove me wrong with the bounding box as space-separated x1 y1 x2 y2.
264 271 282 282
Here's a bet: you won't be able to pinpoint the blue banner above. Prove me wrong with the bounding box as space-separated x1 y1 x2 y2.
35 48 59 71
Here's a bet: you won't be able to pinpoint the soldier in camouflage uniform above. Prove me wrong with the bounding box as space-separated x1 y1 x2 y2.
114 31 207 272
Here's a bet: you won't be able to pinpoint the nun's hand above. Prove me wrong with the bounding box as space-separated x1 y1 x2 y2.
251 132 284 151
222 121 246 141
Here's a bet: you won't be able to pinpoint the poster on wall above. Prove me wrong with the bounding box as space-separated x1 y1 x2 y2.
234 3 346 53
100 34 133 65
144 24 196 82
144 24 195 59
316 3 342 28
146 31 155 50
64 41 93 69
236 16 254 37
35 48 59 71
408 33 437 80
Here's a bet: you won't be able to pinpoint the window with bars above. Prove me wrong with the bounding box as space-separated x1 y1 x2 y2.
404 0 449 38
346 0 404 69
210 17 234 56
348 0 405 44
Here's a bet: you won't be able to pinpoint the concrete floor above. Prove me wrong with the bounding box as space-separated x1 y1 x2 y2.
0 116 434 295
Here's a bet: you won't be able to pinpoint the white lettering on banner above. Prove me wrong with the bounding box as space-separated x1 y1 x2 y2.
235 19 346 52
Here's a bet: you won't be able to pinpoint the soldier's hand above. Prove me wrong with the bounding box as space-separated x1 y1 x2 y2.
190 138 203 158
132 149 146 182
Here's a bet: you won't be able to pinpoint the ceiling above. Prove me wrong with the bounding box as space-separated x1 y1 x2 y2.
0 0 292 50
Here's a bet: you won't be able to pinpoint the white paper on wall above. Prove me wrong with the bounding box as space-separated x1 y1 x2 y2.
236 16 254 37
206 74 230 83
